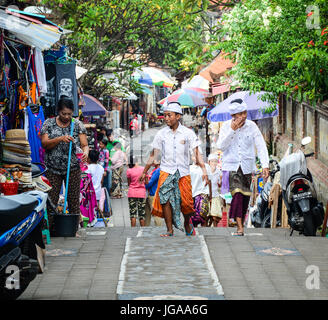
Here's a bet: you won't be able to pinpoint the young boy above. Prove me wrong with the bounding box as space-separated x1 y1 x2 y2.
208 153 223 227
86 149 105 203
190 154 212 227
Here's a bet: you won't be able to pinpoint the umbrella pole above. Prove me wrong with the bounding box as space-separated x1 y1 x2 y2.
63 118 75 214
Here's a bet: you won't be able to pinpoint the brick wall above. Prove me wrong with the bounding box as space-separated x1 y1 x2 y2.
273 95 328 207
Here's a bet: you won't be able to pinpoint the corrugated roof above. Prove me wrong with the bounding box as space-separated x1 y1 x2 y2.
0 9 64 50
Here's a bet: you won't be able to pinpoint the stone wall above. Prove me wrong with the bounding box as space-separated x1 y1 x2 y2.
273 95 328 206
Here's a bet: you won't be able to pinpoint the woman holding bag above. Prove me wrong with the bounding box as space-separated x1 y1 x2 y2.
41 97 89 228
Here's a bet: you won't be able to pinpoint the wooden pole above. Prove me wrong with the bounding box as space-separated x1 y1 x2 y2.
269 184 280 228
281 198 289 228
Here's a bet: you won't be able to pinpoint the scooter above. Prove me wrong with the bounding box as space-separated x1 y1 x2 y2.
0 164 50 300
250 159 281 228
280 137 325 236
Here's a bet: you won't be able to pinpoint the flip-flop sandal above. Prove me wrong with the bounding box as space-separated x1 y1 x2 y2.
231 231 244 236
186 225 196 236
160 232 173 237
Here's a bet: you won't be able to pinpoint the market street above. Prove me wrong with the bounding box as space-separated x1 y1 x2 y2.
18 126 328 300
19 203 328 300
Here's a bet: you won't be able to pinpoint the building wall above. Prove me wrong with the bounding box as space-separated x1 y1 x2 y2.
273 95 328 206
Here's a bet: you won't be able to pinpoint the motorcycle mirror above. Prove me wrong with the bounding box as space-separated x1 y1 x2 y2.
301 136 311 146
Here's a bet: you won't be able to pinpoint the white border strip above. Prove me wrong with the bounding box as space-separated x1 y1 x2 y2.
199 235 224 296
116 237 131 295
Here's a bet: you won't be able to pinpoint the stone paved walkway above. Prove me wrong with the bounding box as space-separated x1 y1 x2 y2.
117 227 224 300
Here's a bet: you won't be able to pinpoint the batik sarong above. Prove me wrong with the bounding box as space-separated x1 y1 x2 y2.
191 194 210 227
152 170 194 231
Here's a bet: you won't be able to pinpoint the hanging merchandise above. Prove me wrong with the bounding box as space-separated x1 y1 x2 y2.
41 62 56 118
34 48 47 94
55 61 78 117
26 104 45 163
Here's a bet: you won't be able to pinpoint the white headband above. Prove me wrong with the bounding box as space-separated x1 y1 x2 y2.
208 153 218 161
163 102 183 114
229 102 247 115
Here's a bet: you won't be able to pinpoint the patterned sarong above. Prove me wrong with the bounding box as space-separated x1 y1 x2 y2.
152 170 194 231
229 167 252 196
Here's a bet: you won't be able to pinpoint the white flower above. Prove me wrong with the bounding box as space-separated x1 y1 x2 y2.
263 18 270 27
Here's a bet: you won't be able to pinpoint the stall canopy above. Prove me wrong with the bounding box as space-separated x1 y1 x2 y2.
0 8 65 50
81 94 107 116
207 91 279 122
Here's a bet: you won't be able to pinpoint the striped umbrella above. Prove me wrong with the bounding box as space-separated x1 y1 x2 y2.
158 91 208 108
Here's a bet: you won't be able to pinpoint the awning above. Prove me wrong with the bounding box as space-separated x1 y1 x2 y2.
212 83 230 95
199 52 235 83
81 94 107 116
0 9 64 50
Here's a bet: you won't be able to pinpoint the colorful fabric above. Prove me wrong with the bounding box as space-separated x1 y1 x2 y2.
80 173 97 223
26 105 45 163
128 197 146 220
99 147 110 171
229 192 250 220
145 167 160 196
152 170 194 231
46 168 82 227
191 194 210 227
110 166 124 197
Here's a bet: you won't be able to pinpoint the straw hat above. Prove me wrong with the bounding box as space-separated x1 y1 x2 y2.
5 129 30 146
18 172 33 184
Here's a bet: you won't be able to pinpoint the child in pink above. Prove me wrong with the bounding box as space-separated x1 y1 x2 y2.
126 162 147 227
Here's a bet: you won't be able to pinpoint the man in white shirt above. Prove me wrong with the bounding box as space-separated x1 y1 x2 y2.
139 102 209 237
217 99 269 236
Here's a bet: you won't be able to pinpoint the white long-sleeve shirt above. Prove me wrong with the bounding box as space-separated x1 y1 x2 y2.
216 119 269 174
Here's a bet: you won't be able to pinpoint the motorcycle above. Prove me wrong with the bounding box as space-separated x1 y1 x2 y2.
280 137 325 236
0 163 50 299
250 159 281 228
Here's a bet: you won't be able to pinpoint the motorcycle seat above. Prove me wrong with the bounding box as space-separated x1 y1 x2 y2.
0 194 38 233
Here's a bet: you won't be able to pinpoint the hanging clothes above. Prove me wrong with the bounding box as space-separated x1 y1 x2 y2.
26 105 45 163
18 82 36 110
80 173 97 223
55 61 78 117
34 48 47 94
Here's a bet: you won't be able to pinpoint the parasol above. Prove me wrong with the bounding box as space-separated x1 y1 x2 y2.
207 91 279 122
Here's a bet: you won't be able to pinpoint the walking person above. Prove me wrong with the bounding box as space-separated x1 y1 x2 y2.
207 153 223 227
139 102 209 237
216 99 269 236
98 138 111 194
110 142 127 199
41 97 89 228
127 161 147 227
144 159 163 227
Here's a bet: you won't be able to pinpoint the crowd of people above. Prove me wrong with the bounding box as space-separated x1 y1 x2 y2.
41 95 269 236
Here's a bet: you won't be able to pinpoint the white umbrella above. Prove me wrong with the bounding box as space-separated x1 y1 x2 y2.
182 75 209 90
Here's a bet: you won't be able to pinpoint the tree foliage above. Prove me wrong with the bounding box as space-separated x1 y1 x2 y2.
39 0 200 96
